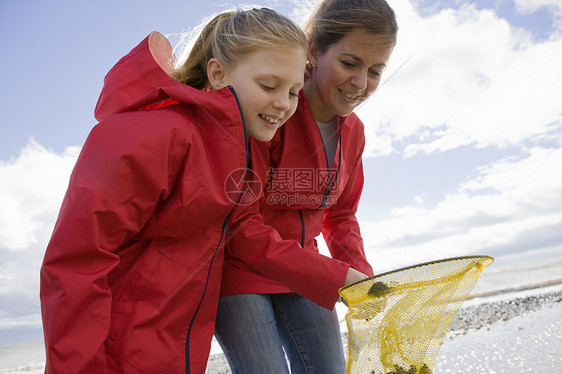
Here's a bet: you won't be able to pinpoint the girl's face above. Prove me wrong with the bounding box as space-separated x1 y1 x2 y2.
210 47 307 142
304 30 394 123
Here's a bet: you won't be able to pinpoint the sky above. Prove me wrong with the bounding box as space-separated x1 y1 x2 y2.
1 0 561 347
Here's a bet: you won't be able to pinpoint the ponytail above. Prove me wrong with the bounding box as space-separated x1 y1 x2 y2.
171 12 234 90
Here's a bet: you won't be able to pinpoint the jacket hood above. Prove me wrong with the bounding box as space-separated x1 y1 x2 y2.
95 31 230 122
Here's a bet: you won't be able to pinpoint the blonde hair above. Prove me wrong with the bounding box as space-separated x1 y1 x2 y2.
172 8 307 90
303 0 398 54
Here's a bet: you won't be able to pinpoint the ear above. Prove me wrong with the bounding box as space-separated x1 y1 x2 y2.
308 40 319 66
207 58 227 90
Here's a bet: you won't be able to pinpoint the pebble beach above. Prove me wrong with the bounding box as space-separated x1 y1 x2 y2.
202 286 562 373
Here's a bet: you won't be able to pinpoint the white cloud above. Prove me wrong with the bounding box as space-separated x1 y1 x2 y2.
358 1 562 157
461 146 562 209
360 145 562 272
513 0 562 11
285 0 319 26
0 140 78 325
0 313 42 330
514 0 562 30
0 140 78 252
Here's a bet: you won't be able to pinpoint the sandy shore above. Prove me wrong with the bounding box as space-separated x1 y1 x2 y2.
205 287 562 373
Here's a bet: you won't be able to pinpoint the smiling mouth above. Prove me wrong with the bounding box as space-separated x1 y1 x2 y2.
259 114 280 125
339 89 362 100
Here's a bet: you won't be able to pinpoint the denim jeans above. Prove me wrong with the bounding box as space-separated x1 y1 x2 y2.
214 293 345 374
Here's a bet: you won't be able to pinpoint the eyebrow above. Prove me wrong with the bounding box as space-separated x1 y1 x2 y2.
256 74 304 88
341 53 387 68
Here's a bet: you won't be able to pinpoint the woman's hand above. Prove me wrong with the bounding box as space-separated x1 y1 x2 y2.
343 267 368 287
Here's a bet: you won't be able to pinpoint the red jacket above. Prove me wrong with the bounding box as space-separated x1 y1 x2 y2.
40 32 349 374
221 93 374 297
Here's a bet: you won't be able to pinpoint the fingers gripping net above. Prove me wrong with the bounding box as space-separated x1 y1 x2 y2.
339 255 493 374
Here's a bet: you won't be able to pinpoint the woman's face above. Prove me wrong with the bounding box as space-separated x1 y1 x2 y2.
304 30 394 123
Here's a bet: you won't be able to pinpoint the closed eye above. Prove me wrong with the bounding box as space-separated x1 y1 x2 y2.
260 83 275 91
341 60 356 69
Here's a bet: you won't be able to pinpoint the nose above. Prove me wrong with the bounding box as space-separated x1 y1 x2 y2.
272 93 291 112
350 69 368 91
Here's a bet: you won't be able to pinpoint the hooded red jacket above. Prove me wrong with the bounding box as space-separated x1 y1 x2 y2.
40 33 349 374
221 93 374 297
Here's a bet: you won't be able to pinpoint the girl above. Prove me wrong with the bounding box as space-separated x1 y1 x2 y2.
40 8 362 374
217 1 398 373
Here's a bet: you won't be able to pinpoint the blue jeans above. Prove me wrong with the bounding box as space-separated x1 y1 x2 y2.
214 293 345 374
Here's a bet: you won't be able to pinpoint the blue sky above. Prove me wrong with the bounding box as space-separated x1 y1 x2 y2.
1 0 562 347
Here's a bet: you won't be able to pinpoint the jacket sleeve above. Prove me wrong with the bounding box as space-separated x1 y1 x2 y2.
39 115 184 374
322 137 374 277
227 202 350 310
225 138 350 310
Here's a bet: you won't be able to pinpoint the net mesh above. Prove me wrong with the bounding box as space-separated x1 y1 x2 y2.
339 255 494 374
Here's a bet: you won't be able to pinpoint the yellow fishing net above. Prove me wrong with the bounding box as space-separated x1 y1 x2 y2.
339 255 493 374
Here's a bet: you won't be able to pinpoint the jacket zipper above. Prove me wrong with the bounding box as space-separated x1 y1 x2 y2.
298 210 305 247
185 86 248 374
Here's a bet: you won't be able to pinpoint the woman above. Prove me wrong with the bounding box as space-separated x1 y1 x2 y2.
40 8 362 374
217 0 398 373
